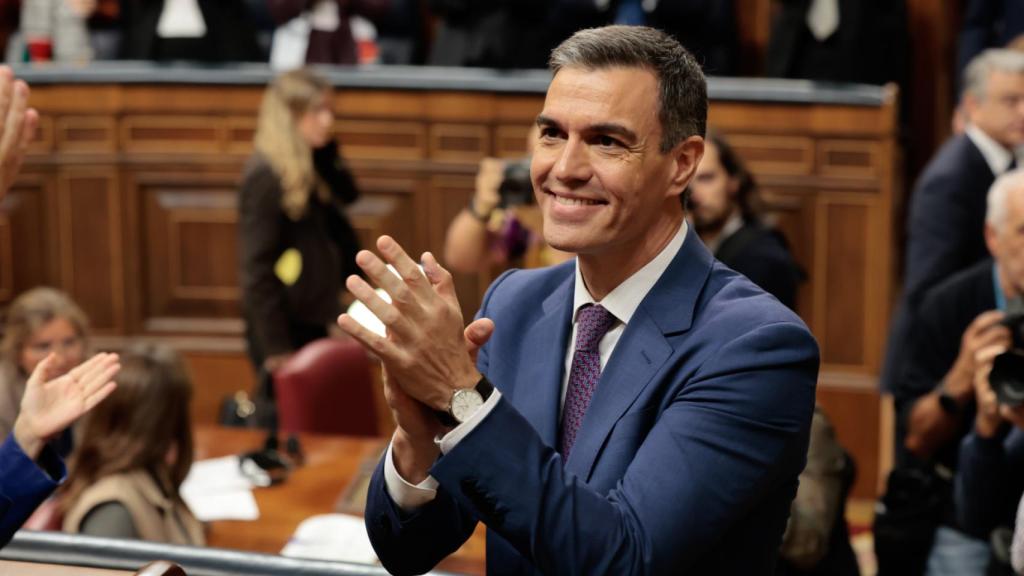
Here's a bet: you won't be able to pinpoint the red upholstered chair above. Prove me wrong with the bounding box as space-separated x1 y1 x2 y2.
273 338 379 437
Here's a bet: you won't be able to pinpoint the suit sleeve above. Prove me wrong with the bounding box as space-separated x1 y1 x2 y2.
0 434 63 547
362 269 517 575
955 428 1024 539
238 166 292 357
427 320 817 574
903 170 978 301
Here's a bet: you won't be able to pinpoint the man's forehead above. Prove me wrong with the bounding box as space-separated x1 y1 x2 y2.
540 67 660 127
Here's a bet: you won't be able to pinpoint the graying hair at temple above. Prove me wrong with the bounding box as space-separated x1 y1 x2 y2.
963 48 1024 100
548 25 708 152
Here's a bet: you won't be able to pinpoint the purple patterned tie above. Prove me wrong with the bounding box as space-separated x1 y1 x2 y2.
560 304 616 459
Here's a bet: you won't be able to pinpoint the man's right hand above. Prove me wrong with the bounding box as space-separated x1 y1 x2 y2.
387 317 494 484
948 310 1012 400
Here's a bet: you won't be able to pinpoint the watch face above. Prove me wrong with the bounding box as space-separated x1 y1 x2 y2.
451 388 484 422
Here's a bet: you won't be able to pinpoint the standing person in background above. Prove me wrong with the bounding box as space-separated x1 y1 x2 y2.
0 287 91 457
117 0 264 62
239 67 361 378
267 0 390 65
0 65 121 548
61 344 203 545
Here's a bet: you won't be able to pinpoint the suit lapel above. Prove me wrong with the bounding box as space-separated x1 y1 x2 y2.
509 270 575 448
564 226 716 479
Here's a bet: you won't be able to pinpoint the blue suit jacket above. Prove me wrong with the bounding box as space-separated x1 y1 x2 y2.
365 227 819 575
0 434 63 548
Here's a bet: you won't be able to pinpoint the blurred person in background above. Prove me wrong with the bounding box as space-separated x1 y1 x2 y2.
687 130 802 310
267 0 390 65
19 0 91 62
117 0 263 62
239 68 361 380
444 125 571 274
60 344 203 545
0 287 90 457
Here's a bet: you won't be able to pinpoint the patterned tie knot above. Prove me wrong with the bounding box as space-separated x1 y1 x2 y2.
575 304 615 352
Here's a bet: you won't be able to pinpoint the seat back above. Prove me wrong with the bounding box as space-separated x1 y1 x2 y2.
273 338 378 436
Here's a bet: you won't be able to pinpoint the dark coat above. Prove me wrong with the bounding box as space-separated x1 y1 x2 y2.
766 0 907 86
882 134 996 395
266 0 391 65
714 222 802 311
118 0 264 61
238 148 361 360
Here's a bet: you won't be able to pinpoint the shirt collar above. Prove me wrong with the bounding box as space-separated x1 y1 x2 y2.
995 262 1008 312
572 220 687 325
966 124 1019 175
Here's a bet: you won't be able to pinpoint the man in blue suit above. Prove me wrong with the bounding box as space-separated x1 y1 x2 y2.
340 25 819 575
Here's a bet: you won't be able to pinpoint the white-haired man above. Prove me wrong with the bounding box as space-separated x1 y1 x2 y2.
891 169 1024 574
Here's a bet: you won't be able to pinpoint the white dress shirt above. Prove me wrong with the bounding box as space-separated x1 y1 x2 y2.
965 124 1023 176
384 221 689 511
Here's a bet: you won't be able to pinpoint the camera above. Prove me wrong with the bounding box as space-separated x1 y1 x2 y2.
498 158 534 208
991 297 1024 407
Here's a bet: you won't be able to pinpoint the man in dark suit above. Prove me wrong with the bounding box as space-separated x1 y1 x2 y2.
884 49 1024 437
885 169 1024 575
340 26 819 574
118 0 264 62
688 130 802 310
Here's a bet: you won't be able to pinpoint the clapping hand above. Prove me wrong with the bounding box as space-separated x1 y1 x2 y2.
13 352 120 460
973 344 1024 437
0 66 38 197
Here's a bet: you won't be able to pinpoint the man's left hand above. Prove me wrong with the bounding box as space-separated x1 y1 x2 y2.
338 235 481 412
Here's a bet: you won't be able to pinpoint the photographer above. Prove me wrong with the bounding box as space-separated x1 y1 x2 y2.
443 128 571 274
955 342 1024 575
881 169 1024 574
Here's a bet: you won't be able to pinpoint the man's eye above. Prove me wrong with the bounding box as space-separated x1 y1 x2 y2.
598 135 621 147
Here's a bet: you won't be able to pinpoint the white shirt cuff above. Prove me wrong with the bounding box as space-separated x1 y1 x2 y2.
383 441 439 512
438 389 502 454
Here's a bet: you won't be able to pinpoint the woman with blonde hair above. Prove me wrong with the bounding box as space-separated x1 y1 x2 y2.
61 343 202 544
239 67 361 376
0 286 90 455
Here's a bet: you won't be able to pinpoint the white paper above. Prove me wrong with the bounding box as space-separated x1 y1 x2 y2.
180 456 260 521
271 16 312 70
156 0 207 38
185 490 260 522
281 514 378 564
309 0 341 32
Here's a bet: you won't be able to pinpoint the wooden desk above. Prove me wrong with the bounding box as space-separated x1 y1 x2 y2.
192 426 486 575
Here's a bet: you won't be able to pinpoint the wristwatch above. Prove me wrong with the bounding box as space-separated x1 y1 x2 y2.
435 375 495 428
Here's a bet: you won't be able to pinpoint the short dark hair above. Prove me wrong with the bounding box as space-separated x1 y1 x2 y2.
549 25 708 152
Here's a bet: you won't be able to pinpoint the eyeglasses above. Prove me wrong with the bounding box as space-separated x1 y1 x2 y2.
27 335 83 356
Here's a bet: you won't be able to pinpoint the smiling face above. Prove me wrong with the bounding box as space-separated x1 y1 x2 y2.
531 66 702 288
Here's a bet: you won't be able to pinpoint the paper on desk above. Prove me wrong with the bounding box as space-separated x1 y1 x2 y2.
281 513 378 564
180 456 260 521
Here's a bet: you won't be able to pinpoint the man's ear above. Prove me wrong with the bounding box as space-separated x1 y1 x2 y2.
667 136 704 200
962 91 982 122
986 222 1000 257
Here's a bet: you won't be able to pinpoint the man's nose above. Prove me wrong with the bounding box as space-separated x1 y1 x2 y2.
552 137 592 183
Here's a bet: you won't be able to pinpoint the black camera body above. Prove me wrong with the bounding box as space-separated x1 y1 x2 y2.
991 297 1024 407
498 158 534 208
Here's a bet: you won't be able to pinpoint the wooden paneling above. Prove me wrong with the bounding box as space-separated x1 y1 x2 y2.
336 120 426 161
56 116 117 153
816 198 870 369
184 350 257 427
429 123 490 162
0 174 55 298
137 174 241 323
57 168 123 333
